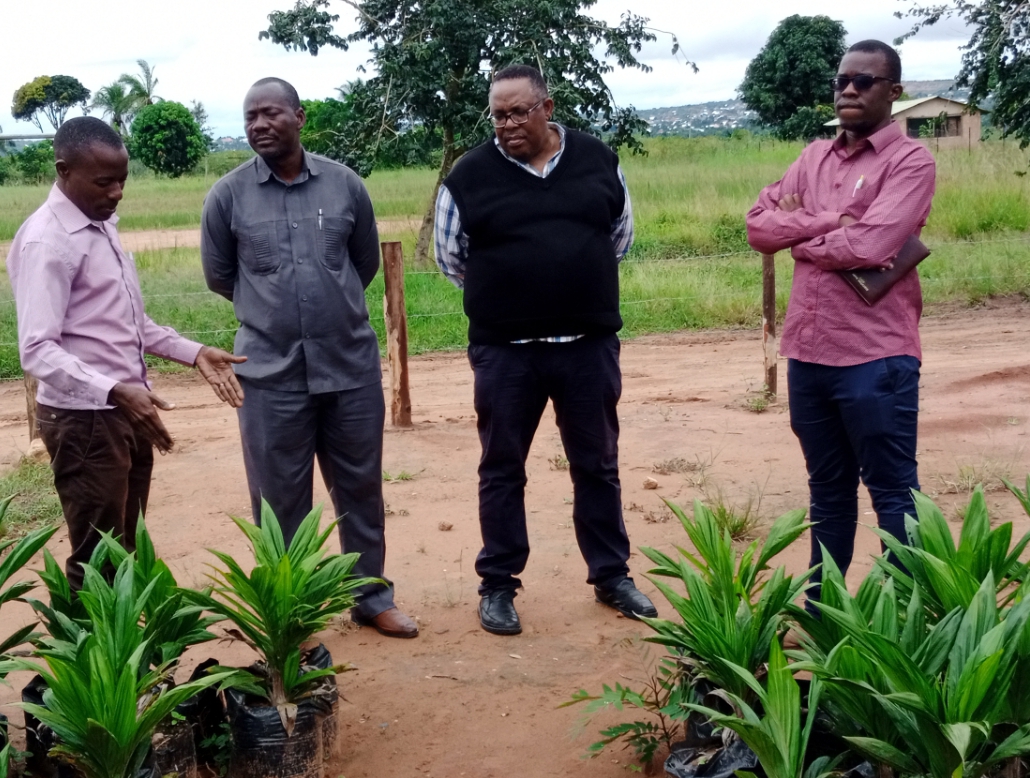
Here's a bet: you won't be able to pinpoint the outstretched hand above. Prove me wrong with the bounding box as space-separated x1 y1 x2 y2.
109 383 176 453
195 346 247 408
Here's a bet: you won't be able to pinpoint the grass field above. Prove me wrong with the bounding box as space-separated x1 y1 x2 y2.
0 136 1028 379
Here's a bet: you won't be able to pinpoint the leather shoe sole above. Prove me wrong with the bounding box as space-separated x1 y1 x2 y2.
479 591 522 635
353 607 419 638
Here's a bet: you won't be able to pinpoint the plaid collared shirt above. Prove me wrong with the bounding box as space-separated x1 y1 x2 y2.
434 124 634 343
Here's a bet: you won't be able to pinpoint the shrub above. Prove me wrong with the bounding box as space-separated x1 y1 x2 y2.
129 102 207 178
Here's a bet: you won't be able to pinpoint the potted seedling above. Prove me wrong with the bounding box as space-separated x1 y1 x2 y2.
188 501 378 778
92 522 223 777
0 496 60 776
564 499 812 771
17 557 231 778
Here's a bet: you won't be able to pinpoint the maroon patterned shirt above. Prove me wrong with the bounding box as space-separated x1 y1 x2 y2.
746 121 936 366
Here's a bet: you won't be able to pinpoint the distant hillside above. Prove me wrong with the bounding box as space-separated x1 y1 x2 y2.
638 80 968 136
638 100 757 137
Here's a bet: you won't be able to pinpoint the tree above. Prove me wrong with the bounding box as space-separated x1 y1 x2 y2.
739 15 847 140
118 60 161 107
129 101 207 177
301 85 440 175
91 82 137 136
11 75 91 131
896 0 1030 148
189 100 216 151
260 0 690 263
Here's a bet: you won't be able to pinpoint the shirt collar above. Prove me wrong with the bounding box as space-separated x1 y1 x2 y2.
832 120 903 155
47 183 119 234
253 148 319 184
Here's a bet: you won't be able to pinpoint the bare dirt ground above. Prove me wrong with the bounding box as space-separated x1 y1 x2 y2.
0 218 422 261
2 300 1030 777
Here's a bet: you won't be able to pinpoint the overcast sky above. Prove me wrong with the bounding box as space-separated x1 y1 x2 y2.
1 0 971 138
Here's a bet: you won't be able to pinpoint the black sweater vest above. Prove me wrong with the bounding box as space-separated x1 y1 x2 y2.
443 129 625 344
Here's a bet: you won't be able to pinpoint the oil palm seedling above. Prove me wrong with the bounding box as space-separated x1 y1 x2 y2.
188 501 379 730
638 500 812 704
91 520 220 669
685 639 836 778
874 487 1030 619
0 495 59 665
809 573 1030 778
17 558 231 778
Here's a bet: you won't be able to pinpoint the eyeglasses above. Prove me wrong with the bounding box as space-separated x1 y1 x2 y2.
831 75 896 92
490 100 545 128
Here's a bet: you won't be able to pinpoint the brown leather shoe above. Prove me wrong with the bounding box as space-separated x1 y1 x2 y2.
353 607 419 638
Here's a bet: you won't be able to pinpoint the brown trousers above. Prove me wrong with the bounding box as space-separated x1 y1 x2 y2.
36 404 153 590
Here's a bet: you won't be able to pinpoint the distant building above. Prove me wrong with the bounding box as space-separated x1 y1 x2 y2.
825 96 984 150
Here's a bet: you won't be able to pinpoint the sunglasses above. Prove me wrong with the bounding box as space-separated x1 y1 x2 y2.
831 75 896 92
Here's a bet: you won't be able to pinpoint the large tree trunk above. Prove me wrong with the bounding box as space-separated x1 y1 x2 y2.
414 127 461 266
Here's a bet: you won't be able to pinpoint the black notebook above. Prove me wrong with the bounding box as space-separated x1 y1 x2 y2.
839 235 931 306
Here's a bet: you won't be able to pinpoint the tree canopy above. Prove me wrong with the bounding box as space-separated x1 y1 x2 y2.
260 0 689 261
896 0 1030 148
129 101 207 178
739 15 847 140
118 60 161 107
91 82 137 136
12 75 92 131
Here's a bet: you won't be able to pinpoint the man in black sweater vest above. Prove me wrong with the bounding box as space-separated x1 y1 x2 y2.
434 65 657 635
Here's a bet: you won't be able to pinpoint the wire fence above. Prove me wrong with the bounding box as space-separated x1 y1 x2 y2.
0 234 1027 349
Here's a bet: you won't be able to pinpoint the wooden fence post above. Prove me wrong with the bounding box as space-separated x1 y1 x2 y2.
25 374 38 442
761 253 777 398
381 241 412 427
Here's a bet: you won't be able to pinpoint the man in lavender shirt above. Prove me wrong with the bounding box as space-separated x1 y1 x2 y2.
746 41 935 605
7 117 245 589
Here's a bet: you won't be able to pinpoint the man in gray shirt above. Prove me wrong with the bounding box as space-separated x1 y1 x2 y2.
200 77 418 638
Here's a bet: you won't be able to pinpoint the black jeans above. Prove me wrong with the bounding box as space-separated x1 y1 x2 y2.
36 404 153 590
788 357 920 603
469 335 631 592
235 380 395 618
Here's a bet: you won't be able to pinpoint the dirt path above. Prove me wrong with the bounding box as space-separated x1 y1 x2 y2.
0 218 423 261
2 302 1030 777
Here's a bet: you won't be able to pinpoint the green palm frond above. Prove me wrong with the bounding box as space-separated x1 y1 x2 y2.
188 501 380 707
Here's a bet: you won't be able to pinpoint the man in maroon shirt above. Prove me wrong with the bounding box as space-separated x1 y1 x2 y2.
746 40 936 602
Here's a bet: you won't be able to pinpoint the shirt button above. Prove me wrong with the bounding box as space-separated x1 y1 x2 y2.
286 187 292 193
292 222 298 228
298 259 304 264
305 333 311 339
302 296 308 301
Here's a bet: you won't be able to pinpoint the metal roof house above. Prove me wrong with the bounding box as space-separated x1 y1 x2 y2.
825 96 984 150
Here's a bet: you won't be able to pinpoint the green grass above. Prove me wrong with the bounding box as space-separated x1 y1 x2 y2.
0 456 62 538
0 136 1027 378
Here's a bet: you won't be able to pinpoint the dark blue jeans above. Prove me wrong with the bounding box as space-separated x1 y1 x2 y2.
787 356 920 604
469 335 631 593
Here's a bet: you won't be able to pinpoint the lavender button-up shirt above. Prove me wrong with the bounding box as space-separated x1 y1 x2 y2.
8 185 203 410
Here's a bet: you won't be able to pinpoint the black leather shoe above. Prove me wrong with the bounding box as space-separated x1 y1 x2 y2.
594 578 658 620
479 589 521 635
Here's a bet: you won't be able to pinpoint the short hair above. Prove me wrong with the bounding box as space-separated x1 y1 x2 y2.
492 65 549 99
847 40 902 83
249 77 302 111
53 116 125 164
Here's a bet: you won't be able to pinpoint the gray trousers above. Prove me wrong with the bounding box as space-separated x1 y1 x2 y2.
236 379 394 617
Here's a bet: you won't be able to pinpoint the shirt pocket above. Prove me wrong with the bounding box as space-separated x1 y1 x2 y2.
235 222 281 275
317 217 350 272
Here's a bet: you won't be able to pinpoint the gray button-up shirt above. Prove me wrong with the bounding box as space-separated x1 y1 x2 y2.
201 151 381 393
